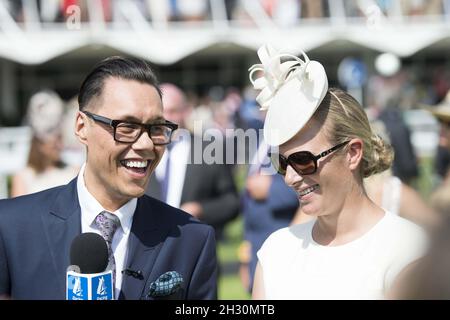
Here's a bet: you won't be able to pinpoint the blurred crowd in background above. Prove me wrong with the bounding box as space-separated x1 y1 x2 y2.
4 0 450 24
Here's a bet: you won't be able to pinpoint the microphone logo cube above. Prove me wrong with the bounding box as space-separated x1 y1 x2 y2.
66 270 114 300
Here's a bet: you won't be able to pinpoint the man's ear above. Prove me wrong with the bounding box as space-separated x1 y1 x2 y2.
74 111 88 146
347 139 363 172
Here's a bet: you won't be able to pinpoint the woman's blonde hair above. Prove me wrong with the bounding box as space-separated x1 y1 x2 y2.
312 87 394 178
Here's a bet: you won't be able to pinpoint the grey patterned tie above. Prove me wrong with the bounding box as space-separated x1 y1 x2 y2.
95 211 120 284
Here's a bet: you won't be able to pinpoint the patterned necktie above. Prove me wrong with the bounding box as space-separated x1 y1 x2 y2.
95 211 120 284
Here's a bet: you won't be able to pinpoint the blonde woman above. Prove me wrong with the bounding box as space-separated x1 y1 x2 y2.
249 45 428 299
11 91 78 197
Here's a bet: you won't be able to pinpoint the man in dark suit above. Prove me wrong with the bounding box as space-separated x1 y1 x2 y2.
0 57 217 300
146 84 239 241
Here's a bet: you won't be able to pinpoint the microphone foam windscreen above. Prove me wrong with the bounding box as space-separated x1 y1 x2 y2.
70 232 109 274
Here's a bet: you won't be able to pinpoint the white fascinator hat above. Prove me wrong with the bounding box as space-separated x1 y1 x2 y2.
248 44 329 146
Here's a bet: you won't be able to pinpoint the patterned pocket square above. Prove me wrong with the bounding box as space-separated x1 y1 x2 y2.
147 271 184 298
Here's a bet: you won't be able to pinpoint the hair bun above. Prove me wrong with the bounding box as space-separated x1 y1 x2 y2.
363 134 394 178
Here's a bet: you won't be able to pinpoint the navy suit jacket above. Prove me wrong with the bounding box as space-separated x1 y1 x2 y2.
0 177 217 300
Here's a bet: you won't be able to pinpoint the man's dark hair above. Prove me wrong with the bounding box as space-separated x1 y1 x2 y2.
78 56 162 110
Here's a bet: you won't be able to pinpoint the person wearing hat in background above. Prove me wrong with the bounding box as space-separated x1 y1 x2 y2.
390 96 450 300
10 90 79 197
427 91 450 183
425 90 450 219
249 45 428 299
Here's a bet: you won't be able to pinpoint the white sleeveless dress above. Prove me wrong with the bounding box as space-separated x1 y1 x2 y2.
257 211 427 299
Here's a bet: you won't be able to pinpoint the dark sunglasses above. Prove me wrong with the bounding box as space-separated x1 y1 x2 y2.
270 141 350 176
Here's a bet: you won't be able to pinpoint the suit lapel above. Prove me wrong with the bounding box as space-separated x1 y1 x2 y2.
119 197 171 300
41 178 82 296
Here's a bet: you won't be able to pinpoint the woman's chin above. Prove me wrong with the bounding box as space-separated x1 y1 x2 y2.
301 201 323 217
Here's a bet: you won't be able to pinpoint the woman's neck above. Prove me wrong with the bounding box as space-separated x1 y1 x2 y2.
31 161 55 174
313 188 385 246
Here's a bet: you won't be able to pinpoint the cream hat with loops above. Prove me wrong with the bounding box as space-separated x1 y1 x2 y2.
248 44 328 146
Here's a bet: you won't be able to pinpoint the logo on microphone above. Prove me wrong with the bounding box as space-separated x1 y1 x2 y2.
67 275 88 300
73 277 83 297
91 273 113 300
96 277 107 296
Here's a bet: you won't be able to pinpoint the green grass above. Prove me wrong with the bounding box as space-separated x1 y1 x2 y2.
219 274 251 300
415 156 437 200
215 164 251 299
217 216 251 300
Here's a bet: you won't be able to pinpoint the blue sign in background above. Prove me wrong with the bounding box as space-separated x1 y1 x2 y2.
337 57 368 89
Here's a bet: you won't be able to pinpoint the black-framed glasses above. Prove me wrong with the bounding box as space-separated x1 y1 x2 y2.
270 141 350 176
82 111 178 145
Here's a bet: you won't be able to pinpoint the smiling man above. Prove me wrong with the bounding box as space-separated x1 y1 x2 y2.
0 57 218 300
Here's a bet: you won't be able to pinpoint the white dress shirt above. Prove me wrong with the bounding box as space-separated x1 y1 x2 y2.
155 139 190 207
77 164 136 299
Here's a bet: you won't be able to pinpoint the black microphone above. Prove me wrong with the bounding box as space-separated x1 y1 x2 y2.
66 233 114 300
70 233 108 273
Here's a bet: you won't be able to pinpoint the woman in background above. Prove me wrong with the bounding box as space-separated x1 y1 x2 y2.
11 90 78 197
